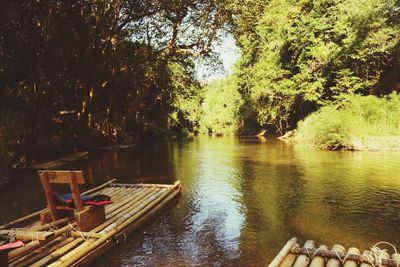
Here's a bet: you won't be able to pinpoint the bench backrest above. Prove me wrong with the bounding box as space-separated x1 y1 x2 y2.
38 170 86 221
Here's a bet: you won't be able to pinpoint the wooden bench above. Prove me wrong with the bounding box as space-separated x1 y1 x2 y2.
38 170 105 232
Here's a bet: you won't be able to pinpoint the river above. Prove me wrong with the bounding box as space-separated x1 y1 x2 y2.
2 136 400 266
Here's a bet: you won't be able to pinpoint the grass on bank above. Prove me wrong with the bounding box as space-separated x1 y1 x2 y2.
294 93 400 151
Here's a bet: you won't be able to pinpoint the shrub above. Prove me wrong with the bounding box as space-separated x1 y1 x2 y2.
294 93 400 150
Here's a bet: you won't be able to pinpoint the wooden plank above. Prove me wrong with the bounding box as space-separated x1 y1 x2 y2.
75 206 105 232
0 230 54 241
69 172 84 211
39 172 58 221
39 170 85 184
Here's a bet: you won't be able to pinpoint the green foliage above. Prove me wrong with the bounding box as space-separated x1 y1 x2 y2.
167 62 203 133
0 0 231 166
199 77 243 135
230 0 400 132
295 93 400 150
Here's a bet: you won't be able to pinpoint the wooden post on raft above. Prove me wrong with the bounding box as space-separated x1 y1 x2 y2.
268 237 297 267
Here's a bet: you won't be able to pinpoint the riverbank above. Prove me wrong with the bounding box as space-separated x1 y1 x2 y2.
293 94 400 151
0 137 133 190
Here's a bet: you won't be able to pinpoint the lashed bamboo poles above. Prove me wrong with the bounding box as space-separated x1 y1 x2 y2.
72 185 182 267
10 187 152 266
9 236 66 267
9 237 72 267
344 247 360 267
31 187 163 266
269 237 298 267
279 243 300 267
48 181 181 267
30 238 84 267
326 244 345 267
309 245 329 267
290 247 400 267
4 181 181 267
8 222 75 261
293 240 316 267
9 182 129 263
111 182 173 188
0 178 116 231
31 217 73 231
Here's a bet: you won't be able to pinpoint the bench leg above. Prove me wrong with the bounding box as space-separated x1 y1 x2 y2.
75 206 105 232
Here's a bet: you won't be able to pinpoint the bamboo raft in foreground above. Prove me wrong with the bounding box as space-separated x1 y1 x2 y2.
0 178 181 266
269 238 400 267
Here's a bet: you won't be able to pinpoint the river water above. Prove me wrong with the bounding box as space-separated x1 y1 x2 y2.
2 136 400 266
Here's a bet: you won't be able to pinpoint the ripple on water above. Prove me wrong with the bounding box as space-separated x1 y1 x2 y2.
2 137 400 265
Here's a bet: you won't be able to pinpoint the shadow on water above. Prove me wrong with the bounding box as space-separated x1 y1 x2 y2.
1 136 400 266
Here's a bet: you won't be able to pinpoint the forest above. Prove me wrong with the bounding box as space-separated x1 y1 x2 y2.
1 0 400 173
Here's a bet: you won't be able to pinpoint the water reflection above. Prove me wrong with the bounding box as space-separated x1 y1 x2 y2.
1 136 400 266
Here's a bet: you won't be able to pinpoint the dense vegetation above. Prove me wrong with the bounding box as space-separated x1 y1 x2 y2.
2 0 400 173
0 0 230 167
295 93 400 150
229 0 400 133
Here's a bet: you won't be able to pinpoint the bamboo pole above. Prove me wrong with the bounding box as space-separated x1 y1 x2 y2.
30 238 84 267
344 247 360 267
105 188 156 216
105 188 158 217
9 236 66 266
111 182 173 188
104 187 140 206
326 244 346 267
293 240 316 267
31 217 73 231
90 188 161 233
8 182 178 266
118 186 181 236
71 184 182 267
0 178 116 231
9 236 71 267
268 237 298 267
31 187 161 265
98 189 167 232
82 178 116 195
360 250 374 267
291 247 400 267
48 181 180 267
8 222 76 261
0 210 43 231
379 251 390 267
310 244 329 267
391 254 400 262
278 243 300 267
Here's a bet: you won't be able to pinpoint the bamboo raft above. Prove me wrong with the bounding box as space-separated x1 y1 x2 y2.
269 238 400 267
0 176 181 266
